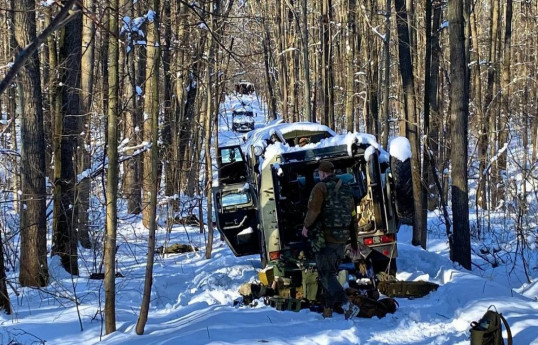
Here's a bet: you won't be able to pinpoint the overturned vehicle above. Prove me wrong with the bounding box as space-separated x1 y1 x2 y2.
213 121 413 306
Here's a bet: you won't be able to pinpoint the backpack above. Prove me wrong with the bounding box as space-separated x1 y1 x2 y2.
345 287 399 318
470 306 512 345
322 176 353 242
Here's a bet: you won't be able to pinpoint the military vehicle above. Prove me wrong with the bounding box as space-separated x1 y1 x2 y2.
231 104 255 132
213 121 413 300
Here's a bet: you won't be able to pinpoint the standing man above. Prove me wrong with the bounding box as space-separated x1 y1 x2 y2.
302 161 358 318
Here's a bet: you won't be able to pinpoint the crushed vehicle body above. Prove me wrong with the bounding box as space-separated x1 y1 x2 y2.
213 121 413 305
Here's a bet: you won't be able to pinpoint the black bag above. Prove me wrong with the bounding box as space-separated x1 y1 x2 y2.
470 306 512 345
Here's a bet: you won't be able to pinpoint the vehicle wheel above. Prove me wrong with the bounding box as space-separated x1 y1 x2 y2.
390 157 414 225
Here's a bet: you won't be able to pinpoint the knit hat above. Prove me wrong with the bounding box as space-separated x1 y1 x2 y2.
318 161 334 173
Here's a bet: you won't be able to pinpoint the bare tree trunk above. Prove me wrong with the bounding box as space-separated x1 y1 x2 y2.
423 0 433 212
277 0 289 120
320 0 329 126
104 0 119 334
162 0 174 201
301 0 312 122
395 0 427 248
204 1 217 258
253 0 278 121
122 0 142 214
261 15 278 121
136 1 160 334
77 0 95 249
51 0 81 276
0 226 9 313
448 0 471 270
484 0 500 208
345 0 357 133
142 2 162 227
381 0 391 146
472 6 487 210
15 0 49 287
363 0 379 135
497 0 513 203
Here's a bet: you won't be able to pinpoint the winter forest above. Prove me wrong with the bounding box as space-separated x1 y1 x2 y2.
0 0 536 344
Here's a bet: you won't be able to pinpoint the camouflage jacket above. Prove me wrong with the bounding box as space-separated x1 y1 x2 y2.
303 174 358 244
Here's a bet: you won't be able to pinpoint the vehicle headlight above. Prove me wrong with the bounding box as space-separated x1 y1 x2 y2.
254 145 263 157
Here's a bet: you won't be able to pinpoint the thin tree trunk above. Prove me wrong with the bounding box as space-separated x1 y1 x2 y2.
104 0 120 334
472 6 487 210
484 0 500 208
423 0 433 213
122 0 142 214
301 0 312 122
277 0 288 120
162 0 174 201
345 0 357 133
204 0 218 258
381 0 391 146
142 2 162 226
395 0 427 248
320 0 329 126
497 0 513 203
429 1 442 210
136 1 160 334
78 0 95 249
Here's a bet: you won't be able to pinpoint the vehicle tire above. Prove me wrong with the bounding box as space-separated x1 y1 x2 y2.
390 157 414 225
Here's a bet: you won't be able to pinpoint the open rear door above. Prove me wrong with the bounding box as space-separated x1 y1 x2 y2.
213 184 260 256
213 144 259 256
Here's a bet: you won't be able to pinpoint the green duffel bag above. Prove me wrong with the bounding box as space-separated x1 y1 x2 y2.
377 280 439 298
470 307 512 345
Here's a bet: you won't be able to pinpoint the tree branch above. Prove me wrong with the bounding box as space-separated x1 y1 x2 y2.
0 0 79 95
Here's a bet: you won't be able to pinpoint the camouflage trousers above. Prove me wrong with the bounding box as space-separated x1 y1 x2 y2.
315 242 347 308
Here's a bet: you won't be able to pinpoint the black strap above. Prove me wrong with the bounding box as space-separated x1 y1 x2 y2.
499 313 512 345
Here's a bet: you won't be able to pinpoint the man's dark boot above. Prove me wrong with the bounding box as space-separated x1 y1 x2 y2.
322 307 333 318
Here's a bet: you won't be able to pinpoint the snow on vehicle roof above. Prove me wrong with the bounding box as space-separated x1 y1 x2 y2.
238 121 394 170
260 131 390 169
232 105 253 113
242 121 335 149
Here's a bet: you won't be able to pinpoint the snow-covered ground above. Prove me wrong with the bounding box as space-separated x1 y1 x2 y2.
1 91 537 344
1 219 536 345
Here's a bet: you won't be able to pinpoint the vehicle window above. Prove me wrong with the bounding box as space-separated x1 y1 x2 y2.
221 191 250 207
221 147 243 164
